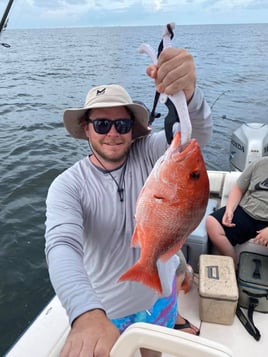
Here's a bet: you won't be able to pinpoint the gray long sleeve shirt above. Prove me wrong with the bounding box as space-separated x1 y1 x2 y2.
45 87 212 324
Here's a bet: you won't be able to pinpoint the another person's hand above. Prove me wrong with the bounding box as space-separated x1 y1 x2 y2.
253 227 268 247
146 47 196 102
222 208 236 227
60 309 120 357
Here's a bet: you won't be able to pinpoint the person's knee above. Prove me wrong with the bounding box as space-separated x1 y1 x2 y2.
206 215 223 236
206 214 216 227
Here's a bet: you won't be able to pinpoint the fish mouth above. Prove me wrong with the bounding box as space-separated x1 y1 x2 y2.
179 141 191 152
168 138 203 166
175 138 199 156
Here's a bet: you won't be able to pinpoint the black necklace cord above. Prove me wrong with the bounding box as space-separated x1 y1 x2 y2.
88 141 127 202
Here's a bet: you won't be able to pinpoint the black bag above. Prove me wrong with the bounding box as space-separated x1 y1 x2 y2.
236 251 268 341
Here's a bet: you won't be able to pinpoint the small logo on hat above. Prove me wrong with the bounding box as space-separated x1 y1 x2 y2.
96 88 106 96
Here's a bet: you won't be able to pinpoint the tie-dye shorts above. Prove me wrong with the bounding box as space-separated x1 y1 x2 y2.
111 277 178 333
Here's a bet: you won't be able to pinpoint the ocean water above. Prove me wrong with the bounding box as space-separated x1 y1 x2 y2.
0 23 268 354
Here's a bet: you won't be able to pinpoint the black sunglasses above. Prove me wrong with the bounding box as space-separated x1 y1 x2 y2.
88 118 134 135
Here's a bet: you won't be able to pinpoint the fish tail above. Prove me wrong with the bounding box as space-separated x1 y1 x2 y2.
118 261 163 294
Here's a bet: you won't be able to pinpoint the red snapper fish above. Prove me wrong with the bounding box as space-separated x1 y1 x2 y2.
118 132 209 294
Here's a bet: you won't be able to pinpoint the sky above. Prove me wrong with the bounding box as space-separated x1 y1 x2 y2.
1 0 268 29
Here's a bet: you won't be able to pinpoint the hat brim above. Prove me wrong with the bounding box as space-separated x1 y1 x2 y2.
63 102 151 140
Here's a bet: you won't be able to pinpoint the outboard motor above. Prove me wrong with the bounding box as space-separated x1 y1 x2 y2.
229 122 268 171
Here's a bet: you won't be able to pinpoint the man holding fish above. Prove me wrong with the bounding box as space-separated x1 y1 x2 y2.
45 45 212 357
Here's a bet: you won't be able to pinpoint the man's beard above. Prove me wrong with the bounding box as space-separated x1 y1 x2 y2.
90 141 131 164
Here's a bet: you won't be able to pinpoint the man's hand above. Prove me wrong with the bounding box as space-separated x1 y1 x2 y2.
222 208 236 227
60 309 120 357
146 47 196 102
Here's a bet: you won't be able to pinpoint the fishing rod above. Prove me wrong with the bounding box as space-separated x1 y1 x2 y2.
0 0 15 47
0 0 14 33
211 90 230 109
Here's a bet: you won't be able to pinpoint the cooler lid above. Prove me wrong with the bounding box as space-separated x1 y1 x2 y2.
199 255 238 301
238 252 268 286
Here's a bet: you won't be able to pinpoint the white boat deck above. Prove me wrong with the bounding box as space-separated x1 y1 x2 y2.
177 275 268 357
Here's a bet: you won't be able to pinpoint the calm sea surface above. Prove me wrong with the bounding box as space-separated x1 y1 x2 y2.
0 23 268 354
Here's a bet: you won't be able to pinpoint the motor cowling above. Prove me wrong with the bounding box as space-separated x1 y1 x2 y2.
229 122 268 171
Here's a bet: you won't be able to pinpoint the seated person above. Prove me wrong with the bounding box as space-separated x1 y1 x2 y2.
206 157 268 267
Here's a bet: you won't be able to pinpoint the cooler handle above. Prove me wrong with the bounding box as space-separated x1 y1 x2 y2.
207 265 219 280
253 258 261 279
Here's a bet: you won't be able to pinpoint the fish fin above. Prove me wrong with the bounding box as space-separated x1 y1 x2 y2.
159 241 184 262
118 261 162 294
130 226 141 247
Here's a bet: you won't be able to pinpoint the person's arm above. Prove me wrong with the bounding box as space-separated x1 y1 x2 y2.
45 174 120 356
222 184 246 227
45 175 104 324
46 245 104 323
187 86 212 147
47 247 119 357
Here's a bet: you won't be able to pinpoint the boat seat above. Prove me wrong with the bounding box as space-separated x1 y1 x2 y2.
220 171 241 207
208 171 226 195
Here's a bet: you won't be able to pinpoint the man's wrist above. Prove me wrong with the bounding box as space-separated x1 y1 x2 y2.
72 308 106 326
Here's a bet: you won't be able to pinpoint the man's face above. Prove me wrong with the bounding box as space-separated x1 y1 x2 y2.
84 106 133 167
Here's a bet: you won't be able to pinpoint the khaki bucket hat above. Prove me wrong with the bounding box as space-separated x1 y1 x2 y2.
63 84 151 140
